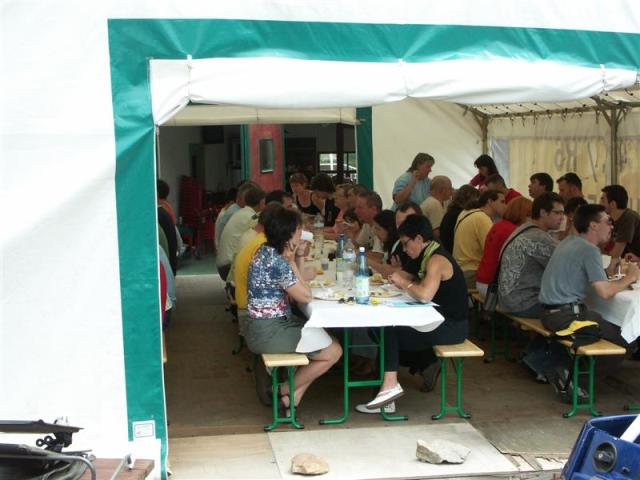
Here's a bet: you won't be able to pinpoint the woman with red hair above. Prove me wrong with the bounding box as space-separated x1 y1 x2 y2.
476 196 533 295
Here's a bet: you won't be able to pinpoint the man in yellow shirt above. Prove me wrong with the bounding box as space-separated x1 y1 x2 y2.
453 189 506 288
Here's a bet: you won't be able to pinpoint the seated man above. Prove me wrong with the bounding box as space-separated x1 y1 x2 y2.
354 191 385 261
485 173 522 203
420 175 453 238
600 184 640 276
539 204 640 396
453 189 506 288
497 192 564 381
216 186 265 281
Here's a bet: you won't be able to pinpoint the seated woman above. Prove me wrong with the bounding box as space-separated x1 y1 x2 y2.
368 209 399 276
245 205 342 413
342 208 362 243
290 173 320 215
476 196 532 296
362 215 469 410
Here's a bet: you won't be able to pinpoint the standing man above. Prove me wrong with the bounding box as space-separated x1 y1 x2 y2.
556 172 584 202
392 153 435 209
420 175 453 238
484 173 522 203
528 172 554 199
600 184 640 275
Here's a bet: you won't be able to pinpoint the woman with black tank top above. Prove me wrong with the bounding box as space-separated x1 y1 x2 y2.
290 173 320 215
359 214 469 412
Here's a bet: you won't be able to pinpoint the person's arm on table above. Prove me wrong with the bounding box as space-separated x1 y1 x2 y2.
368 258 401 278
284 240 313 303
593 262 640 299
365 250 384 263
606 241 627 276
389 255 447 302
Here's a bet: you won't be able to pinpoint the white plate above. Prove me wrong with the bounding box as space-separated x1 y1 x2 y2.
308 279 335 288
313 289 351 301
369 287 402 298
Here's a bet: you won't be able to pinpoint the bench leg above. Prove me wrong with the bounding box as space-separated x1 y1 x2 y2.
563 355 601 418
264 366 305 431
484 312 511 363
432 358 471 420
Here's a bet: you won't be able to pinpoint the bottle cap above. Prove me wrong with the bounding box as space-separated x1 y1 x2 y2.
359 247 365 252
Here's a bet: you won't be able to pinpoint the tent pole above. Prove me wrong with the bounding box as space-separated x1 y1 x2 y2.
464 106 489 154
610 108 622 185
336 123 344 183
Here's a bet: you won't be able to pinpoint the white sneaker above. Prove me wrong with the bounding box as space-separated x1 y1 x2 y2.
355 401 396 414
366 384 404 409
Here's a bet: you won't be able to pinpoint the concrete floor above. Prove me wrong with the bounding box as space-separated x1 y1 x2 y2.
164 274 640 478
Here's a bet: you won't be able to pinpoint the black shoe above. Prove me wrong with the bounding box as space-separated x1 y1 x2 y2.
420 362 441 392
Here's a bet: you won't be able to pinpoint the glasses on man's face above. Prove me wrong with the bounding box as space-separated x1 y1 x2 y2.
600 218 614 226
550 209 565 215
400 238 412 248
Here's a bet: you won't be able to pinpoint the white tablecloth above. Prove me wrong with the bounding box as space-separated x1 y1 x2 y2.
585 287 640 343
295 291 445 352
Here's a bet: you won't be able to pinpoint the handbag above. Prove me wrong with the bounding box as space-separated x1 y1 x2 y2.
484 224 538 313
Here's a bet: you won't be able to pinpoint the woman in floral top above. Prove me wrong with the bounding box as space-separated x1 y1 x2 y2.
246 205 342 412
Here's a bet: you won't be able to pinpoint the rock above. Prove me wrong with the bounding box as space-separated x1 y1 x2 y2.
416 439 470 464
291 453 329 475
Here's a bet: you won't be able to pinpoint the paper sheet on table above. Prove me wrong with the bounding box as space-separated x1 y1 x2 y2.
385 300 439 308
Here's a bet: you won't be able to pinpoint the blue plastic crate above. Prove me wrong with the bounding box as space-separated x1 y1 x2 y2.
563 414 640 479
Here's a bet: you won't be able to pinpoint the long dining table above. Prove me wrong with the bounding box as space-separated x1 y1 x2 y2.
585 285 640 344
296 257 444 424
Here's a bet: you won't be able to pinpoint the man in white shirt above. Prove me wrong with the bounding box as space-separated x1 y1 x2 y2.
420 175 453 238
216 186 266 281
355 191 384 259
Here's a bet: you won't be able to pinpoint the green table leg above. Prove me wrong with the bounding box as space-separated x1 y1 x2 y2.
563 355 601 418
320 327 407 424
264 366 305 431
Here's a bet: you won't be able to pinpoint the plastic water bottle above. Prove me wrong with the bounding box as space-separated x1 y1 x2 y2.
343 238 356 286
336 234 345 284
355 247 370 304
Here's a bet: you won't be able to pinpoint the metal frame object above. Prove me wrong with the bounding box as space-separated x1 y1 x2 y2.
264 366 304 431
432 358 472 420
320 328 408 425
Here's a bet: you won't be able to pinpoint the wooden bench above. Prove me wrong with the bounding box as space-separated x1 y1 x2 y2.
505 313 626 417
262 353 309 431
431 340 484 420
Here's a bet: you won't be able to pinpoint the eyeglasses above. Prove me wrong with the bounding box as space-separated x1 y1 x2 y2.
550 209 565 215
400 238 412 248
600 218 614 225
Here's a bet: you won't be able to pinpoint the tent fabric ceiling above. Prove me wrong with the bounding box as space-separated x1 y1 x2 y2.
161 105 358 126
468 83 640 118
